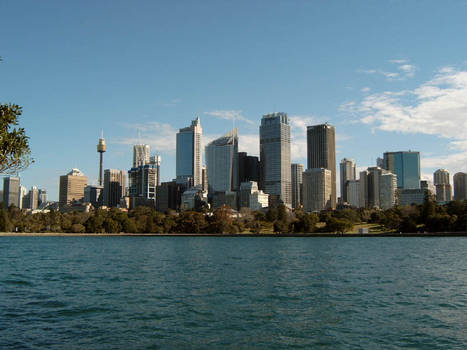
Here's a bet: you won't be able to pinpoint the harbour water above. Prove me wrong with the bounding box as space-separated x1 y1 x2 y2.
1 237 466 349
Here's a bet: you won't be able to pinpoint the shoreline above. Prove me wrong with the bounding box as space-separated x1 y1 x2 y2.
1 232 466 237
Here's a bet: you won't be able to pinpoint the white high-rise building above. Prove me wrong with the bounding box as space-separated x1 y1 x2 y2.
302 168 332 212
176 116 202 186
434 169 452 202
3 177 20 208
379 173 398 210
133 144 150 168
260 112 291 207
205 129 239 193
453 172 467 201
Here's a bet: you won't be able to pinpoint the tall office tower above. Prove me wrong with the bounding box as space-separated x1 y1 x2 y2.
18 185 27 209
128 158 160 208
205 129 239 193
97 134 106 186
38 189 47 207
453 172 467 201
59 169 88 208
382 151 420 189
340 158 356 204
302 168 332 212
3 177 20 208
103 169 127 207
434 169 452 202
133 144 150 168
347 180 360 208
307 123 336 209
366 167 384 209
359 170 369 208
291 163 304 209
260 112 292 207
238 152 260 183
27 186 39 210
379 173 398 210
176 116 203 186
201 165 209 192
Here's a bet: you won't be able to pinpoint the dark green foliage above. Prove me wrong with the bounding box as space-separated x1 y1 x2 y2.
0 208 12 232
0 103 33 174
292 210 318 233
325 217 354 233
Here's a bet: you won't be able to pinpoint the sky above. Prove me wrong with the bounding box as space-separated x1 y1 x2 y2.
1 0 467 200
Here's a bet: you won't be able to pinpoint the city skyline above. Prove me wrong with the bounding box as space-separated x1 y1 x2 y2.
1 1 467 200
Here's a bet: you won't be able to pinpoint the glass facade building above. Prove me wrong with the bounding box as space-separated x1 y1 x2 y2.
176 116 202 186
383 151 420 189
260 112 292 207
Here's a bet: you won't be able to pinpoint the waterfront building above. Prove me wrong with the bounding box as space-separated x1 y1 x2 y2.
238 152 260 184
302 168 332 212
399 188 427 206
128 158 160 209
103 169 127 207
291 163 304 209
181 185 207 210
453 172 467 201
59 169 88 208
38 189 47 206
18 185 27 209
379 173 398 210
205 129 239 194
259 112 292 207
346 180 360 208
382 151 420 189
27 186 39 210
434 169 452 202
307 123 336 209
156 180 186 212
3 177 20 208
133 144 150 168
201 166 208 193
249 190 269 211
340 158 356 204
359 170 369 208
84 185 103 208
176 116 202 186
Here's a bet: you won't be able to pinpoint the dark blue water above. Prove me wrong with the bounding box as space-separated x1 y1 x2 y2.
1 237 466 349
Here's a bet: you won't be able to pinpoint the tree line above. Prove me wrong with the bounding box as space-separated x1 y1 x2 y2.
1 195 466 234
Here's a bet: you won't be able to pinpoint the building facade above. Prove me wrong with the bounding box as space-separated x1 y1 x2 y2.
302 168 332 212
291 163 304 209
103 169 127 207
238 152 260 184
176 116 202 186
453 172 467 201
259 112 291 207
383 151 420 189
434 169 452 202
3 177 20 208
347 180 360 208
133 144 150 168
307 124 336 209
205 129 239 194
340 158 356 204
128 162 160 208
59 169 88 208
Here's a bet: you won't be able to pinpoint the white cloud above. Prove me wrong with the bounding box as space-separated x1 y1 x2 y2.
361 87 371 93
343 66 467 175
116 121 177 153
357 59 416 81
204 110 255 126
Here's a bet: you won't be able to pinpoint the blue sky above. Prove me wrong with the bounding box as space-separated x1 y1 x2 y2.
2 0 467 200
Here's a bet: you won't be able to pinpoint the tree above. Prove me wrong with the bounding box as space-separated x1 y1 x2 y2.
0 103 33 174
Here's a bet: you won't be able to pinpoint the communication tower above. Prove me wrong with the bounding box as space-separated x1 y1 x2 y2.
97 132 106 186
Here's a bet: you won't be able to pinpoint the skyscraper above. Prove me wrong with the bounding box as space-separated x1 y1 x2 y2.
133 144 150 168
103 169 127 207
3 177 20 208
176 116 202 186
59 169 88 208
340 158 356 204
259 112 291 207
238 152 260 184
382 151 420 189
434 169 452 202
453 172 467 201
291 163 304 209
128 157 160 208
302 168 332 212
205 129 239 193
307 123 336 209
